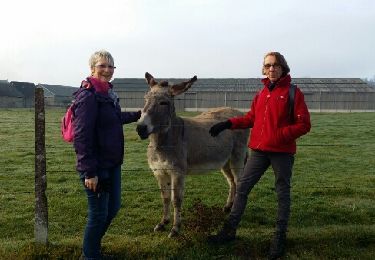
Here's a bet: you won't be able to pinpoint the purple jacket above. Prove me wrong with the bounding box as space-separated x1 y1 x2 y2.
73 81 140 178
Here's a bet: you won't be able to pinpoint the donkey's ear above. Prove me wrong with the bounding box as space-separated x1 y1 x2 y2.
160 81 169 87
169 76 197 96
145 72 157 87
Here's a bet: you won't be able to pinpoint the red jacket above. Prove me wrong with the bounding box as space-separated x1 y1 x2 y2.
229 75 311 154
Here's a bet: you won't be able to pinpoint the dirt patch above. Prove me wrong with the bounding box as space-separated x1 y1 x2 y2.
184 199 226 234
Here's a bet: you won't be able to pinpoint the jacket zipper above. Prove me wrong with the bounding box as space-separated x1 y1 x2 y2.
256 93 271 149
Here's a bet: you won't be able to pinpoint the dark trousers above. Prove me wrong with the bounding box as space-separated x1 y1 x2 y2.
80 165 121 260
227 150 294 233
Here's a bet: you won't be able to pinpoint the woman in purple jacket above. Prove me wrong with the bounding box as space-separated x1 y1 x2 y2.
73 50 140 259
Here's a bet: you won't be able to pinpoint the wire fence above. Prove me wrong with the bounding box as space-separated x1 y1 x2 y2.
1 88 374 251
1 98 374 200
1 136 372 193
3 92 375 112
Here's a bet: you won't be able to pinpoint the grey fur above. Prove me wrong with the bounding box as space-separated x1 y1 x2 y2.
136 73 249 238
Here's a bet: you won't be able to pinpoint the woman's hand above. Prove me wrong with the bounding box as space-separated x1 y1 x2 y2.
85 176 98 192
209 120 232 137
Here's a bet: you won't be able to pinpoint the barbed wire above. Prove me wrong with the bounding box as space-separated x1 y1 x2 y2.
3 169 374 180
2 120 374 126
1 109 374 197
2 163 373 194
0 143 367 152
0 182 373 197
2 97 375 110
3 167 374 179
41 96 375 103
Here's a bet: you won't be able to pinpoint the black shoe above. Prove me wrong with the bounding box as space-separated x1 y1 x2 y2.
208 226 236 244
268 231 286 259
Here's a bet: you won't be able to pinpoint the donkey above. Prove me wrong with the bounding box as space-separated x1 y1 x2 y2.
136 72 249 238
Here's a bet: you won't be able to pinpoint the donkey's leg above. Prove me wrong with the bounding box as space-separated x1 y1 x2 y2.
221 161 237 213
154 174 171 232
169 173 185 238
223 150 247 213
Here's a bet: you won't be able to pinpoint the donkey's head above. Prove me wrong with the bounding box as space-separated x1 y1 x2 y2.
136 72 197 140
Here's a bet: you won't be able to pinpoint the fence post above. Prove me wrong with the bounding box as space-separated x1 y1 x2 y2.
35 86 48 244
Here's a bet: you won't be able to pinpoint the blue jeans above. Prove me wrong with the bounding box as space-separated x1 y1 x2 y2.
228 150 294 233
80 165 121 260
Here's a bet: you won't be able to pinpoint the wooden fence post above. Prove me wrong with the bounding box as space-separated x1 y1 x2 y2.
35 86 48 244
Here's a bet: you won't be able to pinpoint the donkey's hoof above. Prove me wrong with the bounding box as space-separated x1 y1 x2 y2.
168 229 179 238
154 223 166 232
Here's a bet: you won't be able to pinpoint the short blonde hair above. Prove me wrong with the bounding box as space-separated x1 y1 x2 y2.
89 50 114 69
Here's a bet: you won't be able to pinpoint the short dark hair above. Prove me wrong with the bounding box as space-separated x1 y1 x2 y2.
262 52 290 77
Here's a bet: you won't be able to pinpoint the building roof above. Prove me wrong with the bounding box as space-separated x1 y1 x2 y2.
292 78 372 93
10 81 36 97
112 77 374 93
39 84 77 97
0 81 24 97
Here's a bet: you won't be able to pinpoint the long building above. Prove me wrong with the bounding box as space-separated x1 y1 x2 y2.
112 77 375 112
0 78 374 111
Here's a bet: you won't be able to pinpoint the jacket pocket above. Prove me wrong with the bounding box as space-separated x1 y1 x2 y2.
271 127 293 146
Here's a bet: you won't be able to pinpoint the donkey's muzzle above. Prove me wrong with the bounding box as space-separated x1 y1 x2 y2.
136 124 149 140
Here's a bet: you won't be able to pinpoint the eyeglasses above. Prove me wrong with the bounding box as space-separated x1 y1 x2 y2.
263 63 281 69
95 64 116 69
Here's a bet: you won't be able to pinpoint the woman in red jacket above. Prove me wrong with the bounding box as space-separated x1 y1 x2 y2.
208 52 311 259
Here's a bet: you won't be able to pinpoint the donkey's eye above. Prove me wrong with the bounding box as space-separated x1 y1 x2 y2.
159 101 169 106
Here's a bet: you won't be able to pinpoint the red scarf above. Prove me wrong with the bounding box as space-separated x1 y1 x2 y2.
88 76 111 94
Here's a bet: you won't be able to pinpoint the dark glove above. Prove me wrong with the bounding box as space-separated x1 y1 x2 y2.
136 110 142 120
209 120 232 137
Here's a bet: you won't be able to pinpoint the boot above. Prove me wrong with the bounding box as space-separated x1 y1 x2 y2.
207 223 236 244
268 231 286 259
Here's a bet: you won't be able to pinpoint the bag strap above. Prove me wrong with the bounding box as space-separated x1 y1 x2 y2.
68 79 96 114
289 83 296 122
82 77 95 89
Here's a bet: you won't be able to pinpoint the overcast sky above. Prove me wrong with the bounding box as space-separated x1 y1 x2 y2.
1 0 374 86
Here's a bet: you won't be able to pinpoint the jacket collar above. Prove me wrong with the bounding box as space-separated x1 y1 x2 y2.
261 74 291 90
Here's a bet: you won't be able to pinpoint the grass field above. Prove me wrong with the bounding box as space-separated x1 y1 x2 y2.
0 108 374 259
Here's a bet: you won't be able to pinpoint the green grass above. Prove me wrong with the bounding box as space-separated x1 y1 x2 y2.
0 109 374 259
